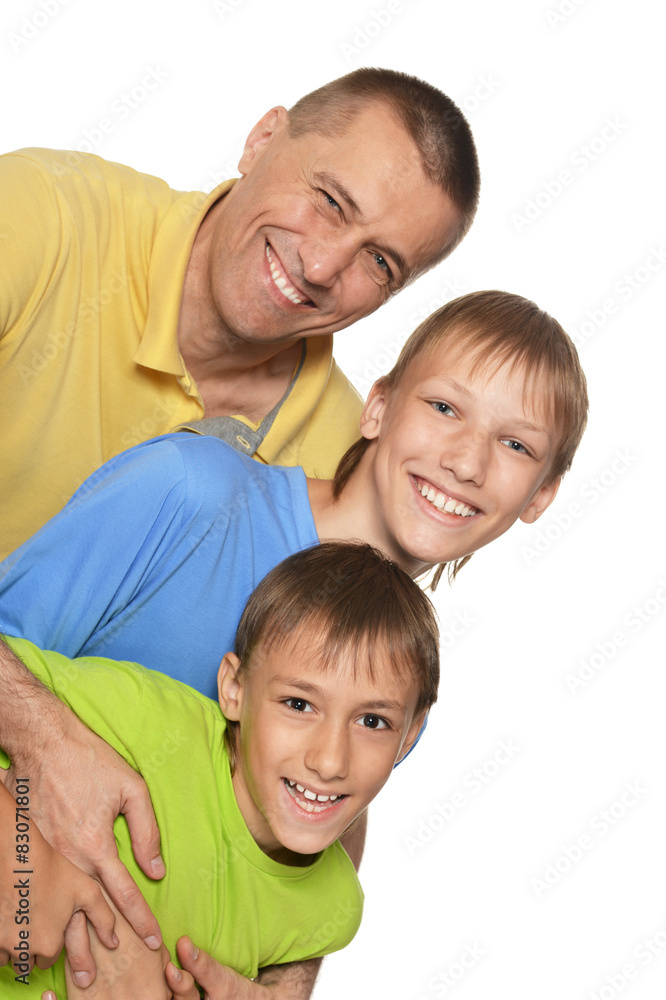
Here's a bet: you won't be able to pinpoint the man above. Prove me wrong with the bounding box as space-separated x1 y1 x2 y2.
0 67 477 560
0 68 479 998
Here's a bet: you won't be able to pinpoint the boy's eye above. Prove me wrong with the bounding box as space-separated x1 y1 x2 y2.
285 698 313 713
357 714 389 730
432 401 454 416
501 438 528 454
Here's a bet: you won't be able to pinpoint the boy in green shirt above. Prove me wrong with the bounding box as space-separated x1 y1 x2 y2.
0 541 438 997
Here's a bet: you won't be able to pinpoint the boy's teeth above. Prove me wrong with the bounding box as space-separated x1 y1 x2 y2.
286 779 342 810
419 481 476 517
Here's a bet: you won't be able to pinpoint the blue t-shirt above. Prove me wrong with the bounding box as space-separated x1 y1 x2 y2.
0 435 319 698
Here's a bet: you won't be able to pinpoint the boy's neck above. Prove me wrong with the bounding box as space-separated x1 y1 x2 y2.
306 461 424 577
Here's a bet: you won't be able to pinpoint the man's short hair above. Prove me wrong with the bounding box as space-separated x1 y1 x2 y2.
234 541 439 717
288 67 480 265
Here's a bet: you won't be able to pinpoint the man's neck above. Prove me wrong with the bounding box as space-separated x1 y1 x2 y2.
177 199 303 421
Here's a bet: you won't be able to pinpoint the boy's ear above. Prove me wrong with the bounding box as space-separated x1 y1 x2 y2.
519 476 561 524
238 106 289 175
396 712 427 765
217 653 244 721
358 379 390 442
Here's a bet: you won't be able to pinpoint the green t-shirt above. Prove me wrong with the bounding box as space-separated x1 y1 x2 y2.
0 637 363 997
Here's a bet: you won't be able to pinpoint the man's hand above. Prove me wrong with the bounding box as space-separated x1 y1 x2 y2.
0 783 117 983
0 640 165 982
167 938 321 1000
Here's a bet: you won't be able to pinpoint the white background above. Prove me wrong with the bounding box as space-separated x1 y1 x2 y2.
2 1 665 998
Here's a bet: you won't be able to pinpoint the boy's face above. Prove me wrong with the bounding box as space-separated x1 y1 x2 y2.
218 634 424 863
358 340 561 574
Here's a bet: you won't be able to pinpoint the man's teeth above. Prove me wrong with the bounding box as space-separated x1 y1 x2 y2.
266 244 305 304
419 482 477 517
285 779 343 814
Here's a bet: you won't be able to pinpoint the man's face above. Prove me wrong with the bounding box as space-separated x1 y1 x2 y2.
219 634 423 863
357 342 562 575
205 102 460 345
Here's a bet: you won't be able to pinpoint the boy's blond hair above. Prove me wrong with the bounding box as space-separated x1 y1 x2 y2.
334 290 589 588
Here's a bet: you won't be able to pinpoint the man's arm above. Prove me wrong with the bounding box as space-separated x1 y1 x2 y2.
0 640 164 981
0 781 118 980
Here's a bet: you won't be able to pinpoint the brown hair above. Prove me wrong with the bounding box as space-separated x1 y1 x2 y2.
334 290 589 589
288 67 480 265
224 542 439 765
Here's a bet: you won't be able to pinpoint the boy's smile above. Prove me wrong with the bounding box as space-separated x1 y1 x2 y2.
357 342 562 575
218 635 423 865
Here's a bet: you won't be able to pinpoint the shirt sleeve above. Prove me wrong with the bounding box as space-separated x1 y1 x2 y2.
0 437 189 656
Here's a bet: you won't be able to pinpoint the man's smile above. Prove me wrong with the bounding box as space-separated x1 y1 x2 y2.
265 242 314 307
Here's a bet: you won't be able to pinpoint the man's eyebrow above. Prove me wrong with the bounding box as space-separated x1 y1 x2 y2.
313 171 408 283
314 171 363 217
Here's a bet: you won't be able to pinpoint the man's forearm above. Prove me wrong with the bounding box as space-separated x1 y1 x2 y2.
256 957 321 998
0 637 66 764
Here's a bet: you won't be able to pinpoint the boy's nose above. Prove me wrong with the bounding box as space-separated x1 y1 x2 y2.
304 723 350 781
440 429 489 486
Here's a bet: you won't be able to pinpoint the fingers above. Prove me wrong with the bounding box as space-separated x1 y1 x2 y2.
96 856 162 951
60 909 104 989
176 937 239 998
0 947 10 967
165 960 199 999
79 878 119 952
120 778 165 883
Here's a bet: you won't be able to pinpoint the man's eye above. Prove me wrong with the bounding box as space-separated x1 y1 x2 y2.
285 698 312 713
357 714 388 730
321 190 341 212
373 252 389 273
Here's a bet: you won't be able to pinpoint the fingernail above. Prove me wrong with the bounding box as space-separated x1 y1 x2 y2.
171 964 182 982
74 972 92 987
145 934 161 950
151 855 166 876
188 938 199 961
112 933 119 947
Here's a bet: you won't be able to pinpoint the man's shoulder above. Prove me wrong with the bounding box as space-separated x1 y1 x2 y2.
1 147 178 215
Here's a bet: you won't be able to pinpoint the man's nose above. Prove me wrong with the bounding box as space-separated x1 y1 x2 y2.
299 236 355 288
304 722 350 782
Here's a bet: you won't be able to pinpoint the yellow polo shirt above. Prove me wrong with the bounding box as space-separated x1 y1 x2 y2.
0 149 362 558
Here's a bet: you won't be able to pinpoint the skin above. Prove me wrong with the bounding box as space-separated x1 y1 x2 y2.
178 101 459 420
308 343 562 575
218 637 424 863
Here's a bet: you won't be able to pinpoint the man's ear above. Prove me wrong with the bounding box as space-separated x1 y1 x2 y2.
217 652 244 721
238 106 290 175
358 378 390 442
519 476 561 524
396 713 427 765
